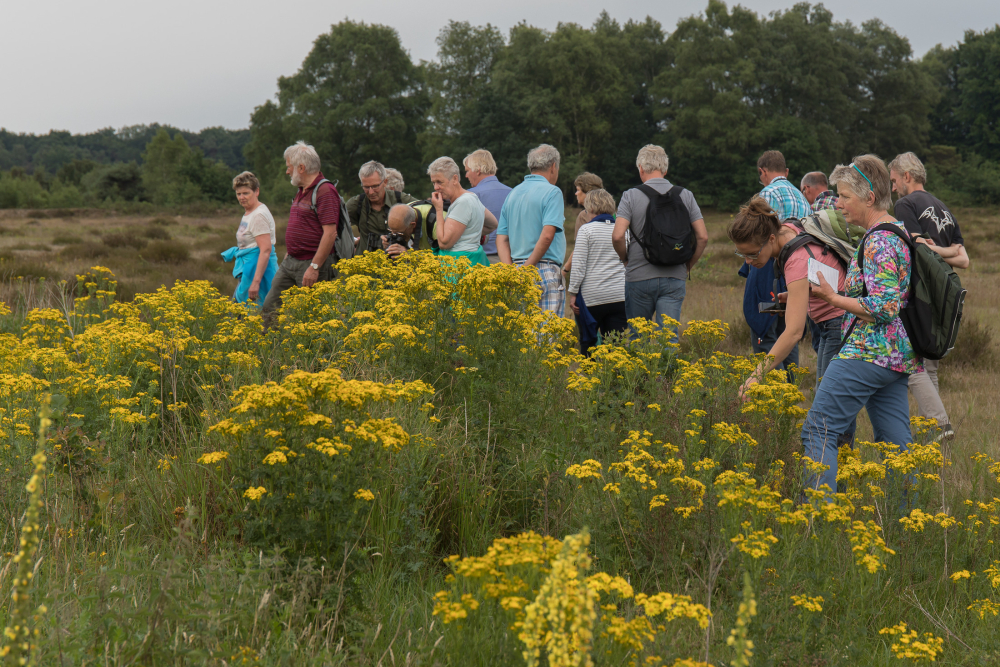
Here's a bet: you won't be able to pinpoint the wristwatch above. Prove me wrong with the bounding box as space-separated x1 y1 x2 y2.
309 262 319 270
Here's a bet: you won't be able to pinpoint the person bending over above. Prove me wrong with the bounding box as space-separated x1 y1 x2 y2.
381 204 419 259
728 197 847 399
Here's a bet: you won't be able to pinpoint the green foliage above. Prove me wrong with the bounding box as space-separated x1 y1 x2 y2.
654 1 934 208
246 20 429 200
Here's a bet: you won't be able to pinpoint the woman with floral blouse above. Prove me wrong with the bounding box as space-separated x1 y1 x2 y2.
805 154 921 493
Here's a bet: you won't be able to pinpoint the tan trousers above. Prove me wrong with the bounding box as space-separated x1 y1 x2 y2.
908 358 950 428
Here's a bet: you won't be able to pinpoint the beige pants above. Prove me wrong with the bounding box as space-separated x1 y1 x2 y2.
908 358 950 428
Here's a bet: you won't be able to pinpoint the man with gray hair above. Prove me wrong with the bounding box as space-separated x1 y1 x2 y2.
612 144 707 338
800 172 839 211
497 144 567 314
262 141 342 317
889 151 969 439
346 160 417 252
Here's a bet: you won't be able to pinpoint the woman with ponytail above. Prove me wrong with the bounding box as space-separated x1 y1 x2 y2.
727 197 848 397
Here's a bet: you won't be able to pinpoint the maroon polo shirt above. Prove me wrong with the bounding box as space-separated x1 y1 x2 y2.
286 173 341 261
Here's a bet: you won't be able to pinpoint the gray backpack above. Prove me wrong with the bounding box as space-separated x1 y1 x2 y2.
310 179 356 263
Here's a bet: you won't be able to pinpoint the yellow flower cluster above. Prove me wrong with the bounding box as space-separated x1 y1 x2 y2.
435 530 710 665
566 460 603 480
790 594 824 613
878 623 944 661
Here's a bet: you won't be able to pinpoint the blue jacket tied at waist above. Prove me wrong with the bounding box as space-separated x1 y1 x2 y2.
221 245 278 305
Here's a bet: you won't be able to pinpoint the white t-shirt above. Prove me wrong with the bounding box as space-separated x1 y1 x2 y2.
237 204 276 250
444 192 486 252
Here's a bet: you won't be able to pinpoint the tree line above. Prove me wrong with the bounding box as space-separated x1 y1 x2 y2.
2 1 998 211
0 125 249 209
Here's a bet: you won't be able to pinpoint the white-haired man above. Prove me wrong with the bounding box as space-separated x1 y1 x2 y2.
464 149 512 264
262 141 341 317
496 144 567 314
346 160 416 252
612 145 707 339
889 151 969 439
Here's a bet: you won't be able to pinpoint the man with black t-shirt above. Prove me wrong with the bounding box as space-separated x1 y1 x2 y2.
889 152 970 439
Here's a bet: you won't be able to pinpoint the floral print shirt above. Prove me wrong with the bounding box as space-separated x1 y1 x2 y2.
837 220 923 374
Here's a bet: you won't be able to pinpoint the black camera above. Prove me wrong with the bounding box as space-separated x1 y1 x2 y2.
758 301 785 315
385 231 407 248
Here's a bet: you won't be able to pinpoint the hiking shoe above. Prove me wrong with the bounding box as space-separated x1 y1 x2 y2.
934 424 955 442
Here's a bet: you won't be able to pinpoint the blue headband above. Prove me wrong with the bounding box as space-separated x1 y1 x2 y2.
850 163 872 190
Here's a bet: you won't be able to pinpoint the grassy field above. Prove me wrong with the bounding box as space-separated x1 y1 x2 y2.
0 203 998 665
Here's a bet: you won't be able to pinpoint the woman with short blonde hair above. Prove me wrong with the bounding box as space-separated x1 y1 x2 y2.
224 171 278 305
426 156 498 267
568 189 626 355
803 154 921 493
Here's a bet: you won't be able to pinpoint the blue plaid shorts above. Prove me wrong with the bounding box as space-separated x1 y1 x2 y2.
517 260 565 315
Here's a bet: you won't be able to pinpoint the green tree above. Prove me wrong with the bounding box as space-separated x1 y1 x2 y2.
142 128 200 205
422 21 506 163
926 26 1000 160
653 1 934 208
246 20 429 198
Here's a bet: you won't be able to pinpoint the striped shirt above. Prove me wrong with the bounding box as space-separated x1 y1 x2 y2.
567 214 625 307
286 173 341 261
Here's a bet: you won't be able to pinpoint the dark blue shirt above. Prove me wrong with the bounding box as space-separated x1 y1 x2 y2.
739 259 787 339
469 175 512 254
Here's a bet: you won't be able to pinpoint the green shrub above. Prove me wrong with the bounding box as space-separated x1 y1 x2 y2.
144 240 191 264
142 225 171 240
61 242 110 259
150 216 177 226
9 243 51 252
946 315 996 368
103 232 147 250
51 233 82 245
0 260 60 282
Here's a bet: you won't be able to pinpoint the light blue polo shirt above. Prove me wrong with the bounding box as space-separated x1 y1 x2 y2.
496 174 566 266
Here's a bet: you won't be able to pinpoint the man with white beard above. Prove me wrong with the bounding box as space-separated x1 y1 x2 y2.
261 141 341 317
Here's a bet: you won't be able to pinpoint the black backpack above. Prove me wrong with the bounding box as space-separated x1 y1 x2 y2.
630 184 695 266
846 223 966 361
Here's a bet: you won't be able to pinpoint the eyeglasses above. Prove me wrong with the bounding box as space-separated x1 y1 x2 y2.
361 183 385 192
734 241 768 261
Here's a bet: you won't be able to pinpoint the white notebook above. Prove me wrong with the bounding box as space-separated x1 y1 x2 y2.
807 258 840 287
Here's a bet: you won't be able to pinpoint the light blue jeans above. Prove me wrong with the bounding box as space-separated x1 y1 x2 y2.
801 358 911 493
625 277 686 342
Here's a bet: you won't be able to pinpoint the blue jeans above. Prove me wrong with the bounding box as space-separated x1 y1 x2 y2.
625 277 686 342
807 316 822 353
801 359 911 493
752 316 799 374
815 315 845 385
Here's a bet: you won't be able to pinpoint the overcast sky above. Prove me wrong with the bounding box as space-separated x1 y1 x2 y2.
1 0 997 136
